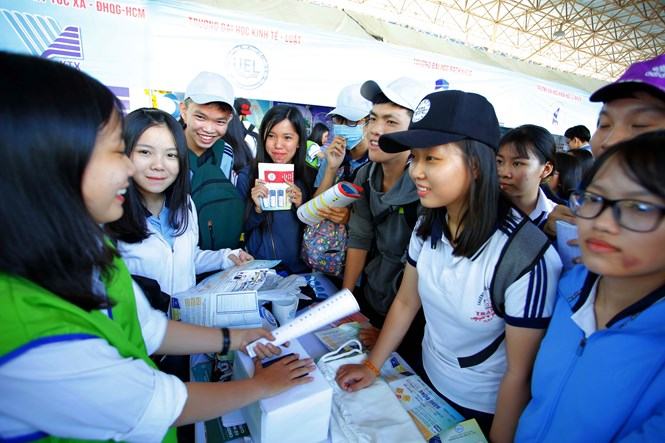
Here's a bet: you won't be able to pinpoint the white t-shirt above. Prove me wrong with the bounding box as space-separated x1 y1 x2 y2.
0 282 187 442
408 211 562 413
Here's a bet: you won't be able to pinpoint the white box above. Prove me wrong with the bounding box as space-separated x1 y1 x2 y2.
232 338 332 443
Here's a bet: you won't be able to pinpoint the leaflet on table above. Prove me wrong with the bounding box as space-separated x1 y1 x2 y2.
171 289 261 328
388 376 465 441
314 322 362 351
258 162 294 211
197 262 281 293
433 419 488 443
297 181 364 225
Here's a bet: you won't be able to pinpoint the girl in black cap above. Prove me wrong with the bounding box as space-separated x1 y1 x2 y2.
336 90 562 442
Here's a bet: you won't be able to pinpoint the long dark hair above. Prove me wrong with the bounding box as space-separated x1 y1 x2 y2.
106 108 190 243
252 105 314 197
0 51 123 311
223 114 254 170
416 140 511 257
580 130 665 200
308 122 329 145
553 152 591 200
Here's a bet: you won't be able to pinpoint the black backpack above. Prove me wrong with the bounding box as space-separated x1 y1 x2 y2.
189 141 245 250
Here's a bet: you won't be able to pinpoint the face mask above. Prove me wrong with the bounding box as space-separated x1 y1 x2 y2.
333 124 364 150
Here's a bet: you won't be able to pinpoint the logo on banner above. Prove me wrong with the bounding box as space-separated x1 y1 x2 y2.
226 44 269 89
1 10 83 63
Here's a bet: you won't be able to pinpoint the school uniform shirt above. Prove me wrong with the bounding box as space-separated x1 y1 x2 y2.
407 211 562 413
529 187 557 229
0 281 186 442
118 198 240 295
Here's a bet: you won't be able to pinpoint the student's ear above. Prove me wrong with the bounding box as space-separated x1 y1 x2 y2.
471 158 480 180
541 161 554 181
179 102 188 120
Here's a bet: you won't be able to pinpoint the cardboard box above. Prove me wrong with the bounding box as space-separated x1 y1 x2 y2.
233 338 332 443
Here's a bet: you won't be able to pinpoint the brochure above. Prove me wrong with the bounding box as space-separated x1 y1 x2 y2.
297 181 364 225
258 162 294 211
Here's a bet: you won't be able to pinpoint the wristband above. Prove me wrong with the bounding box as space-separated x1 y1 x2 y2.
220 327 230 355
362 359 380 377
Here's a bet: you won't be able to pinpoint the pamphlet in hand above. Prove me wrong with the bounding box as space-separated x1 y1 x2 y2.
297 181 363 226
258 162 294 211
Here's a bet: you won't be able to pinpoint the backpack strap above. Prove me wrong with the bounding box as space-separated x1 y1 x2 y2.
210 140 234 179
489 217 551 318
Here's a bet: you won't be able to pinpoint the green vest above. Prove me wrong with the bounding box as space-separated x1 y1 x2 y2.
0 256 178 443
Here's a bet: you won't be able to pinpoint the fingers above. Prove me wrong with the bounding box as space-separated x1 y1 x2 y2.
238 251 254 262
228 254 242 266
334 363 372 392
252 341 280 359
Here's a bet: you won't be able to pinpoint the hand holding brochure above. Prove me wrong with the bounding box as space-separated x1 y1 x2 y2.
246 289 360 357
258 162 294 211
297 181 363 226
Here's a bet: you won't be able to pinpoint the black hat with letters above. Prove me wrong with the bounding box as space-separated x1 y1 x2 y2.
379 90 500 153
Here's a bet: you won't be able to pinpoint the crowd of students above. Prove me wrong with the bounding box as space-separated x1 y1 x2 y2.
1 48 664 443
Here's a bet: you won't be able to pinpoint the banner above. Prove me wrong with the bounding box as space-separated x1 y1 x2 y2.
0 0 601 132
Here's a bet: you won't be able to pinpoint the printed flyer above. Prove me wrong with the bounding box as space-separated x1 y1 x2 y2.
258 162 294 211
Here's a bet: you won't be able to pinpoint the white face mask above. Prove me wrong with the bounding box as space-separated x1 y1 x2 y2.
317 341 425 443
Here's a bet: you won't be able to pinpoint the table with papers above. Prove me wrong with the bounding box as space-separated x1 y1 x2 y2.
189 271 486 443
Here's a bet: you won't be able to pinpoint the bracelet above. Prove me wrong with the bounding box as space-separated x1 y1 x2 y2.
362 359 380 377
220 327 230 355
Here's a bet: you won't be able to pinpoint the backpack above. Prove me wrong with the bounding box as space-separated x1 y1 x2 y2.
301 219 347 277
490 216 551 317
190 141 245 250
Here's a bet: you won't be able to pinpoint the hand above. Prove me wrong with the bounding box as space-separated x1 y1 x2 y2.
325 136 346 170
317 206 350 224
250 179 269 212
285 180 303 207
231 328 282 358
543 204 576 237
358 324 380 350
335 362 376 392
228 250 254 266
253 353 315 397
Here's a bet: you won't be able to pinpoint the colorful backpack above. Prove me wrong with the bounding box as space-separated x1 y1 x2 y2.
301 219 347 277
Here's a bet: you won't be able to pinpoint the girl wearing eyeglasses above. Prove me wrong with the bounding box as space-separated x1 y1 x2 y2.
516 130 665 443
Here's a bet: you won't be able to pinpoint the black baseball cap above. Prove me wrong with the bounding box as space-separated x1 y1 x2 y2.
379 90 500 153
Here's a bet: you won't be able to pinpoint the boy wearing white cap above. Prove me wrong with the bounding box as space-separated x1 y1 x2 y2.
180 72 249 250
313 84 372 205
342 78 429 358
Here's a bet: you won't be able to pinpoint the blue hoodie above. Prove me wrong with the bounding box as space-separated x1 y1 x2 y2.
516 266 665 442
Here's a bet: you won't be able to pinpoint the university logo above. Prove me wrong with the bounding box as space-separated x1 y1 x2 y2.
1 9 83 61
226 44 269 90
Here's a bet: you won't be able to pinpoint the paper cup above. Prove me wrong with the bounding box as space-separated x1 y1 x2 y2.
272 296 299 326
556 220 581 271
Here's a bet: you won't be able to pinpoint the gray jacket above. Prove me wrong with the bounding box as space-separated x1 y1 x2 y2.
348 162 419 316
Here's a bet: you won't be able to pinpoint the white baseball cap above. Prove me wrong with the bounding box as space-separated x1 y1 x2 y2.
328 83 372 121
185 71 234 108
361 77 430 111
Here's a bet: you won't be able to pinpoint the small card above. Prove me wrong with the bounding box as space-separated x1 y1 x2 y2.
258 163 294 211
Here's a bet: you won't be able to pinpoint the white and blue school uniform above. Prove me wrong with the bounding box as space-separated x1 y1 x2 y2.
407 211 562 413
118 197 240 296
528 187 557 229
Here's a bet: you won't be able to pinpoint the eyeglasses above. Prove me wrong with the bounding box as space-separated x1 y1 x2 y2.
569 191 665 233
331 115 366 127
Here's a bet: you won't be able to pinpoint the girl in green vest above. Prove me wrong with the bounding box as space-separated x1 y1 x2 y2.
0 52 314 442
